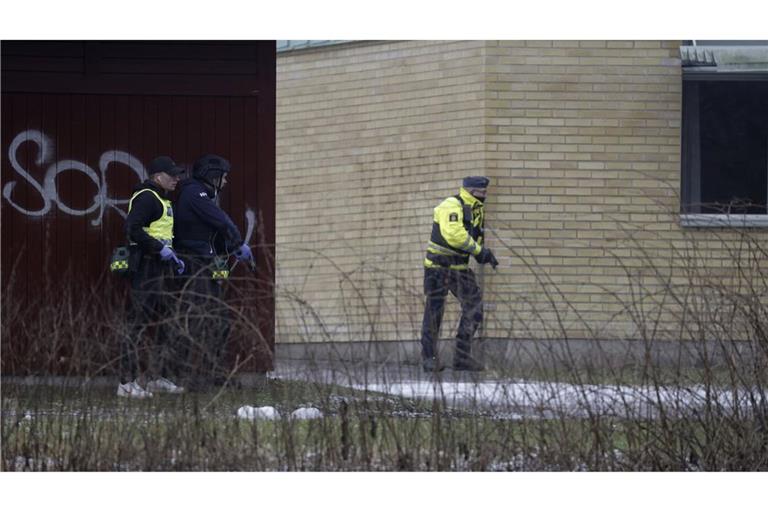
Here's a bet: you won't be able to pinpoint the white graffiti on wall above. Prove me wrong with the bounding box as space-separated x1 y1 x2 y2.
244 208 256 244
3 129 146 226
3 129 255 243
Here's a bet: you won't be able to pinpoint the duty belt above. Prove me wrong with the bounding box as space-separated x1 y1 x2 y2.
425 251 469 267
211 256 230 280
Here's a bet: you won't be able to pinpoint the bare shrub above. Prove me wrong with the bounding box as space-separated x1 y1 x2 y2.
3 212 768 470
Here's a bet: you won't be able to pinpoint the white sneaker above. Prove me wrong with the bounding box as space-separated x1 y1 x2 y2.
117 380 153 399
145 377 185 394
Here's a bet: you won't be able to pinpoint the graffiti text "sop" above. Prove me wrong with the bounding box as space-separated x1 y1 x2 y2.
3 130 147 226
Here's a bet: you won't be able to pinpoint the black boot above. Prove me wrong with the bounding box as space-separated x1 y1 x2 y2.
422 357 445 372
453 357 485 371
453 349 485 371
454 337 485 371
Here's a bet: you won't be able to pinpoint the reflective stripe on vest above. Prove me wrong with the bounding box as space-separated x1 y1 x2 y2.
424 191 487 269
424 195 482 269
128 188 174 245
425 223 471 267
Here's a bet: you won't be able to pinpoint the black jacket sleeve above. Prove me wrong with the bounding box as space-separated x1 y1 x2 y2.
188 193 243 249
125 191 165 254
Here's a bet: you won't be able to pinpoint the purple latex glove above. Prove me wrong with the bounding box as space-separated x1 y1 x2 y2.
172 255 186 275
159 246 185 274
234 243 253 263
159 246 176 261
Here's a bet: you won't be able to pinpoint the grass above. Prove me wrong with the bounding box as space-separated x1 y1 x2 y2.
4 373 767 471
2 378 431 471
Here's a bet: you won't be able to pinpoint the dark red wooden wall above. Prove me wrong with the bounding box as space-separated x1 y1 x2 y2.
1 41 276 373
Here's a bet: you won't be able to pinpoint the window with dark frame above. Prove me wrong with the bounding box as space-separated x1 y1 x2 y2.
681 78 768 216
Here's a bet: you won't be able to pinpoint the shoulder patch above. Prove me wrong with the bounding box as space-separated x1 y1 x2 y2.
449 212 459 222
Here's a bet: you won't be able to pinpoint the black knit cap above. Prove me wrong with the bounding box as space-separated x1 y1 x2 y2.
462 176 490 188
147 156 185 177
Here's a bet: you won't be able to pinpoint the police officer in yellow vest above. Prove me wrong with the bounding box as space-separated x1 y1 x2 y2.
421 176 499 372
118 156 186 398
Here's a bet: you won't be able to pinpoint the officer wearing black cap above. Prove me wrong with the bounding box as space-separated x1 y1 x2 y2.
420 176 498 372
119 156 186 398
172 153 253 389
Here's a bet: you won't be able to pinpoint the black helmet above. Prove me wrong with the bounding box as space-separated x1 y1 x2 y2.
192 154 231 197
192 154 231 181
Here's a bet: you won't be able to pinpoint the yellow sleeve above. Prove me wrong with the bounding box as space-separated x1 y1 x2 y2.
434 198 482 255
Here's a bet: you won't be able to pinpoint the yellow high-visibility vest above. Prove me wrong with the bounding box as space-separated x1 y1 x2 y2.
424 187 485 270
128 188 174 245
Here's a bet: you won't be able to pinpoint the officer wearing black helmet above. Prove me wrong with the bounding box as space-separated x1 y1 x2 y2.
174 154 252 262
173 153 254 388
420 176 499 373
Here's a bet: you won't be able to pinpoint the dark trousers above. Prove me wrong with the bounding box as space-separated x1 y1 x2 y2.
420 267 483 364
121 255 180 383
175 255 232 388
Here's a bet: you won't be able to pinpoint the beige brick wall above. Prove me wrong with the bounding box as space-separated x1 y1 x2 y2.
277 41 489 343
277 40 768 345
483 40 683 340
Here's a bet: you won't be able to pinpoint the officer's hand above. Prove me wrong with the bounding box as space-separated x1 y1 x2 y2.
477 247 499 269
159 246 177 261
234 243 254 263
488 251 499 269
172 255 186 275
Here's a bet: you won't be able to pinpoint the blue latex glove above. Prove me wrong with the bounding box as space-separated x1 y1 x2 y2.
159 246 185 274
172 255 186 275
234 243 253 263
159 246 176 261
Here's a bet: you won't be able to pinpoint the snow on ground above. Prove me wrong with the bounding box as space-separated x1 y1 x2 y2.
290 407 323 420
237 405 281 420
270 362 764 419
352 378 764 418
236 406 324 420
8 367 753 423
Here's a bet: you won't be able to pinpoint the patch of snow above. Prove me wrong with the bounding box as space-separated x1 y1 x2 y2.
8 456 59 471
291 407 323 420
352 379 765 419
237 405 280 420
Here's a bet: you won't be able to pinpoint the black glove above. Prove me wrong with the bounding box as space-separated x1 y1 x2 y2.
476 247 499 269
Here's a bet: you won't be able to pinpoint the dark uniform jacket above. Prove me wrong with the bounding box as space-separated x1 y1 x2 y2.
173 178 243 257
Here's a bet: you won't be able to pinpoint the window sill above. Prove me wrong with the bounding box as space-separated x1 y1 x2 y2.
680 214 768 228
